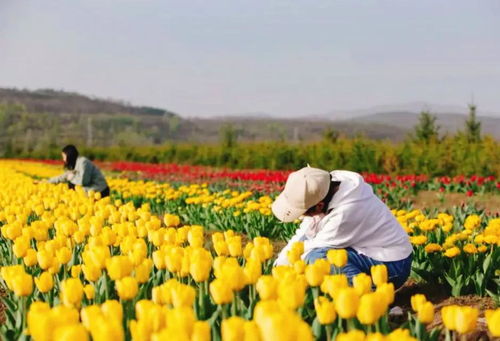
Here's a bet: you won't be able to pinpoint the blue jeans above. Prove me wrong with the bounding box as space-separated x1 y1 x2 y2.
304 247 412 289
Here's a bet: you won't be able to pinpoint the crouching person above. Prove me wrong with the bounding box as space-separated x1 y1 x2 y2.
272 167 412 289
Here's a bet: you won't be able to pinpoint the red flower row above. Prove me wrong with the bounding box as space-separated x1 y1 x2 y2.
18 159 499 190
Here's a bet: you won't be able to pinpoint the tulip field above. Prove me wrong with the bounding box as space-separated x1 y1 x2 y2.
0 159 499 340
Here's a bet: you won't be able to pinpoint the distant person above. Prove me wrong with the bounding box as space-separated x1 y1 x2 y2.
44 145 110 198
272 167 412 289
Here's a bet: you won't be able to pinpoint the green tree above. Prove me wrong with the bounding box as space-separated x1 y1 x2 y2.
220 124 238 149
465 103 481 143
322 127 340 144
413 111 439 143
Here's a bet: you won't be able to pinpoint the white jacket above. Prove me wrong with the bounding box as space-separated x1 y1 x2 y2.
275 170 412 265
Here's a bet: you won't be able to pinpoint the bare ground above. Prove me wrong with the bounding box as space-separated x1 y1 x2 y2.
412 191 500 214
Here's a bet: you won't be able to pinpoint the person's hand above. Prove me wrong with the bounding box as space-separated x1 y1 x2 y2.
67 170 76 181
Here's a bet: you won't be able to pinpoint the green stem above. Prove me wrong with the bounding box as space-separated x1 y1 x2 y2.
221 304 229 319
326 325 332 341
416 320 422 341
312 287 319 300
445 329 452 341
347 318 356 331
21 296 27 334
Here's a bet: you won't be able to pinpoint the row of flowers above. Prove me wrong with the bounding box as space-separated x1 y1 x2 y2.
20 159 500 194
0 164 498 340
3 160 500 298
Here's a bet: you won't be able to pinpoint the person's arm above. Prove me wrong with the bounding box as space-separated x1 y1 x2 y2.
70 159 93 187
303 210 350 253
274 217 313 266
47 172 69 184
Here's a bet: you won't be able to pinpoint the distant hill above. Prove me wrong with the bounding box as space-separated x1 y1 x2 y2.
322 102 500 120
186 117 409 142
0 88 498 156
0 88 176 117
0 88 195 149
338 111 500 138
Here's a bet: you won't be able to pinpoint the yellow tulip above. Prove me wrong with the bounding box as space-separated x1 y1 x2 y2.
454 306 478 335
56 247 72 264
82 264 102 282
12 272 33 296
214 240 229 257
84 284 95 300
130 319 150 341
24 248 38 266
243 321 261 341
314 296 337 324
244 259 262 285
327 249 348 268
165 306 195 337
462 243 478 254
116 276 139 300
106 256 133 280
228 236 242 257
256 276 277 300
305 264 325 287
243 242 254 259
165 250 183 273
441 305 458 331
27 301 51 338
135 259 153 284
37 249 54 270
410 294 427 312
101 300 123 322
88 314 124 341
53 324 89 341
152 250 166 269
477 245 488 253
71 265 82 278
171 283 196 308
190 258 212 282
485 309 500 337
88 246 110 269
287 248 302 264
210 278 234 305
35 271 54 293
278 278 306 310
192 321 211 341
152 285 171 305
417 301 434 324
13 237 30 258
357 292 384 325
370 265 388 286
222 316 245 341
164 214 180 227
444 247 461 258
375 283 395 306
220 262 246 291
386 328 416 340
320 274 348 298
365 332 386 341
424 243 442 253
353 273 372 296
212 232 225 244
293 260 306 274
334 287 359 319
135 300 154 320
336 330 366 341
61 278 84 307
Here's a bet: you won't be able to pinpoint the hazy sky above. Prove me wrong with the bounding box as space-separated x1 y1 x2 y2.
1 0 499 117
